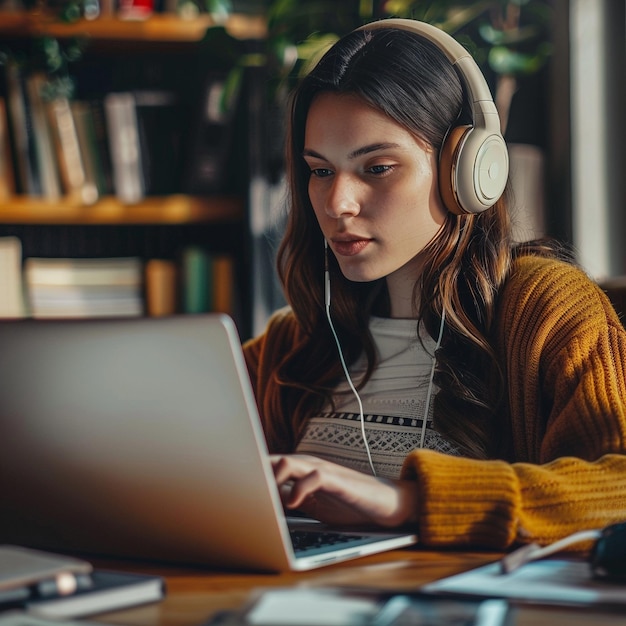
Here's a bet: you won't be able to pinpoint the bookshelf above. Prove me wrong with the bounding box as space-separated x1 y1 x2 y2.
0 195 244 224
0 10 265 338
0 11 268 42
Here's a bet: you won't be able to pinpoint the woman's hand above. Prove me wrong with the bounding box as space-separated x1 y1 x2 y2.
270 454 419 528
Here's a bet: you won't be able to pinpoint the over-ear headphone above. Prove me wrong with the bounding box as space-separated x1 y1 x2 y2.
357 18 509 215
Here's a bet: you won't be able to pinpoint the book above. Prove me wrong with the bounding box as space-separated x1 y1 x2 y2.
133 90 183 196
25 570 165 619
25 73 62 200
145 258 178 317
181 246 212 314
4 62 41 195
104 92 145 205
24 257 143 287
0 545 92 597
28 287 144 318
0 97 16 200
212 253 235 316
0 236 26 318
85 98 114 195
71 100 109 200
46 96 97 205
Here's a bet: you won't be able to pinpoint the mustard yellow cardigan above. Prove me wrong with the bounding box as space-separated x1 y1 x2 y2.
242 255 626 549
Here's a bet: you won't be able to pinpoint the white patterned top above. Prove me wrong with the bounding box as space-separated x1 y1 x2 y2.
296 316 461 479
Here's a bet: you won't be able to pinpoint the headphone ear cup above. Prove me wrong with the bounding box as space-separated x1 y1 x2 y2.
439 125 471 215
439 125 509 215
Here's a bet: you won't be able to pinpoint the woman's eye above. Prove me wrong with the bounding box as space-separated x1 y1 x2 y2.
369 164 394 176
310 168 333 178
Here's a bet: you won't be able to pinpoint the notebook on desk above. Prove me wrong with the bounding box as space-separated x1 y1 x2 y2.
0 314 416 572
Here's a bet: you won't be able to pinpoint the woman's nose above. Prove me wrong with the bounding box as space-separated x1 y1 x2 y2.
325 175 360 218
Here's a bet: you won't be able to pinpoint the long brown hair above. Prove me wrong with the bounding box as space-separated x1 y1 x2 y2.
272 27 562 459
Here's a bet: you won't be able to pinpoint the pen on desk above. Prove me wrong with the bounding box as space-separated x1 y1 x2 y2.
0 573 91 610
30 572 93 599
499 529 603 575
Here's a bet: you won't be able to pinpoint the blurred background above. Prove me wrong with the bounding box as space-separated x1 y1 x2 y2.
0 0 624 338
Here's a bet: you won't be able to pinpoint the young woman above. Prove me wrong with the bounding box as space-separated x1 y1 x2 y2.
242 18 626 550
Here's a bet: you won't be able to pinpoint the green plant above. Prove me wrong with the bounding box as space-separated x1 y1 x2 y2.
389 1 553 133
1 0 90 99
0 35 86 100
224 0 553 134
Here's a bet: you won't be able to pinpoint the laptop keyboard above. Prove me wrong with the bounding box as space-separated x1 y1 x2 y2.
290 529 367 555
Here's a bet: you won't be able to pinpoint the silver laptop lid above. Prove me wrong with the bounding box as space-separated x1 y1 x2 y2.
0 314 296 570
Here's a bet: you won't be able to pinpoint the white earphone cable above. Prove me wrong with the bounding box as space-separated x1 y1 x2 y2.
325 264 377 477
419 308 446 449
324 241 446 475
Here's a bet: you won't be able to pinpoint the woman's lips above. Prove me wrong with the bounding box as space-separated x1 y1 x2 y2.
332 238 371 256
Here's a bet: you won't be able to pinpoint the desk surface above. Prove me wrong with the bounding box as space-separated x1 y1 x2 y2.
90 549 624 626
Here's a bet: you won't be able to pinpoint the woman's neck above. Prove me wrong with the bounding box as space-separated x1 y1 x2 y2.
385 258 423 319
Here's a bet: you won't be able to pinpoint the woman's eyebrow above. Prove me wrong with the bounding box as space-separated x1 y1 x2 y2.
302 148 325 159
302 143 402 160
348 143 402 158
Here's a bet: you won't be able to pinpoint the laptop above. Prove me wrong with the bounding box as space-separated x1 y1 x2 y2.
0 314 417 571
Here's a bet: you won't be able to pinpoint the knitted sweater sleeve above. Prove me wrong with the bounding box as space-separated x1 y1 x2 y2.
401 257 626 549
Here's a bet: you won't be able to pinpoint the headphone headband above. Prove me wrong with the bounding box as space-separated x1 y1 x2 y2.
355 18 509 214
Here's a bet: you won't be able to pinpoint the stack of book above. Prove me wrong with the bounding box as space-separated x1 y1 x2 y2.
0 235 239 321
0 236 26 319
24 257 144 319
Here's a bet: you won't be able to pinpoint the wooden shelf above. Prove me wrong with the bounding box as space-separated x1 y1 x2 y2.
0 11 267 42
0 195 244 225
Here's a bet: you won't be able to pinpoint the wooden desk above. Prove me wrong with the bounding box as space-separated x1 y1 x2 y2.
89 549 624 626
